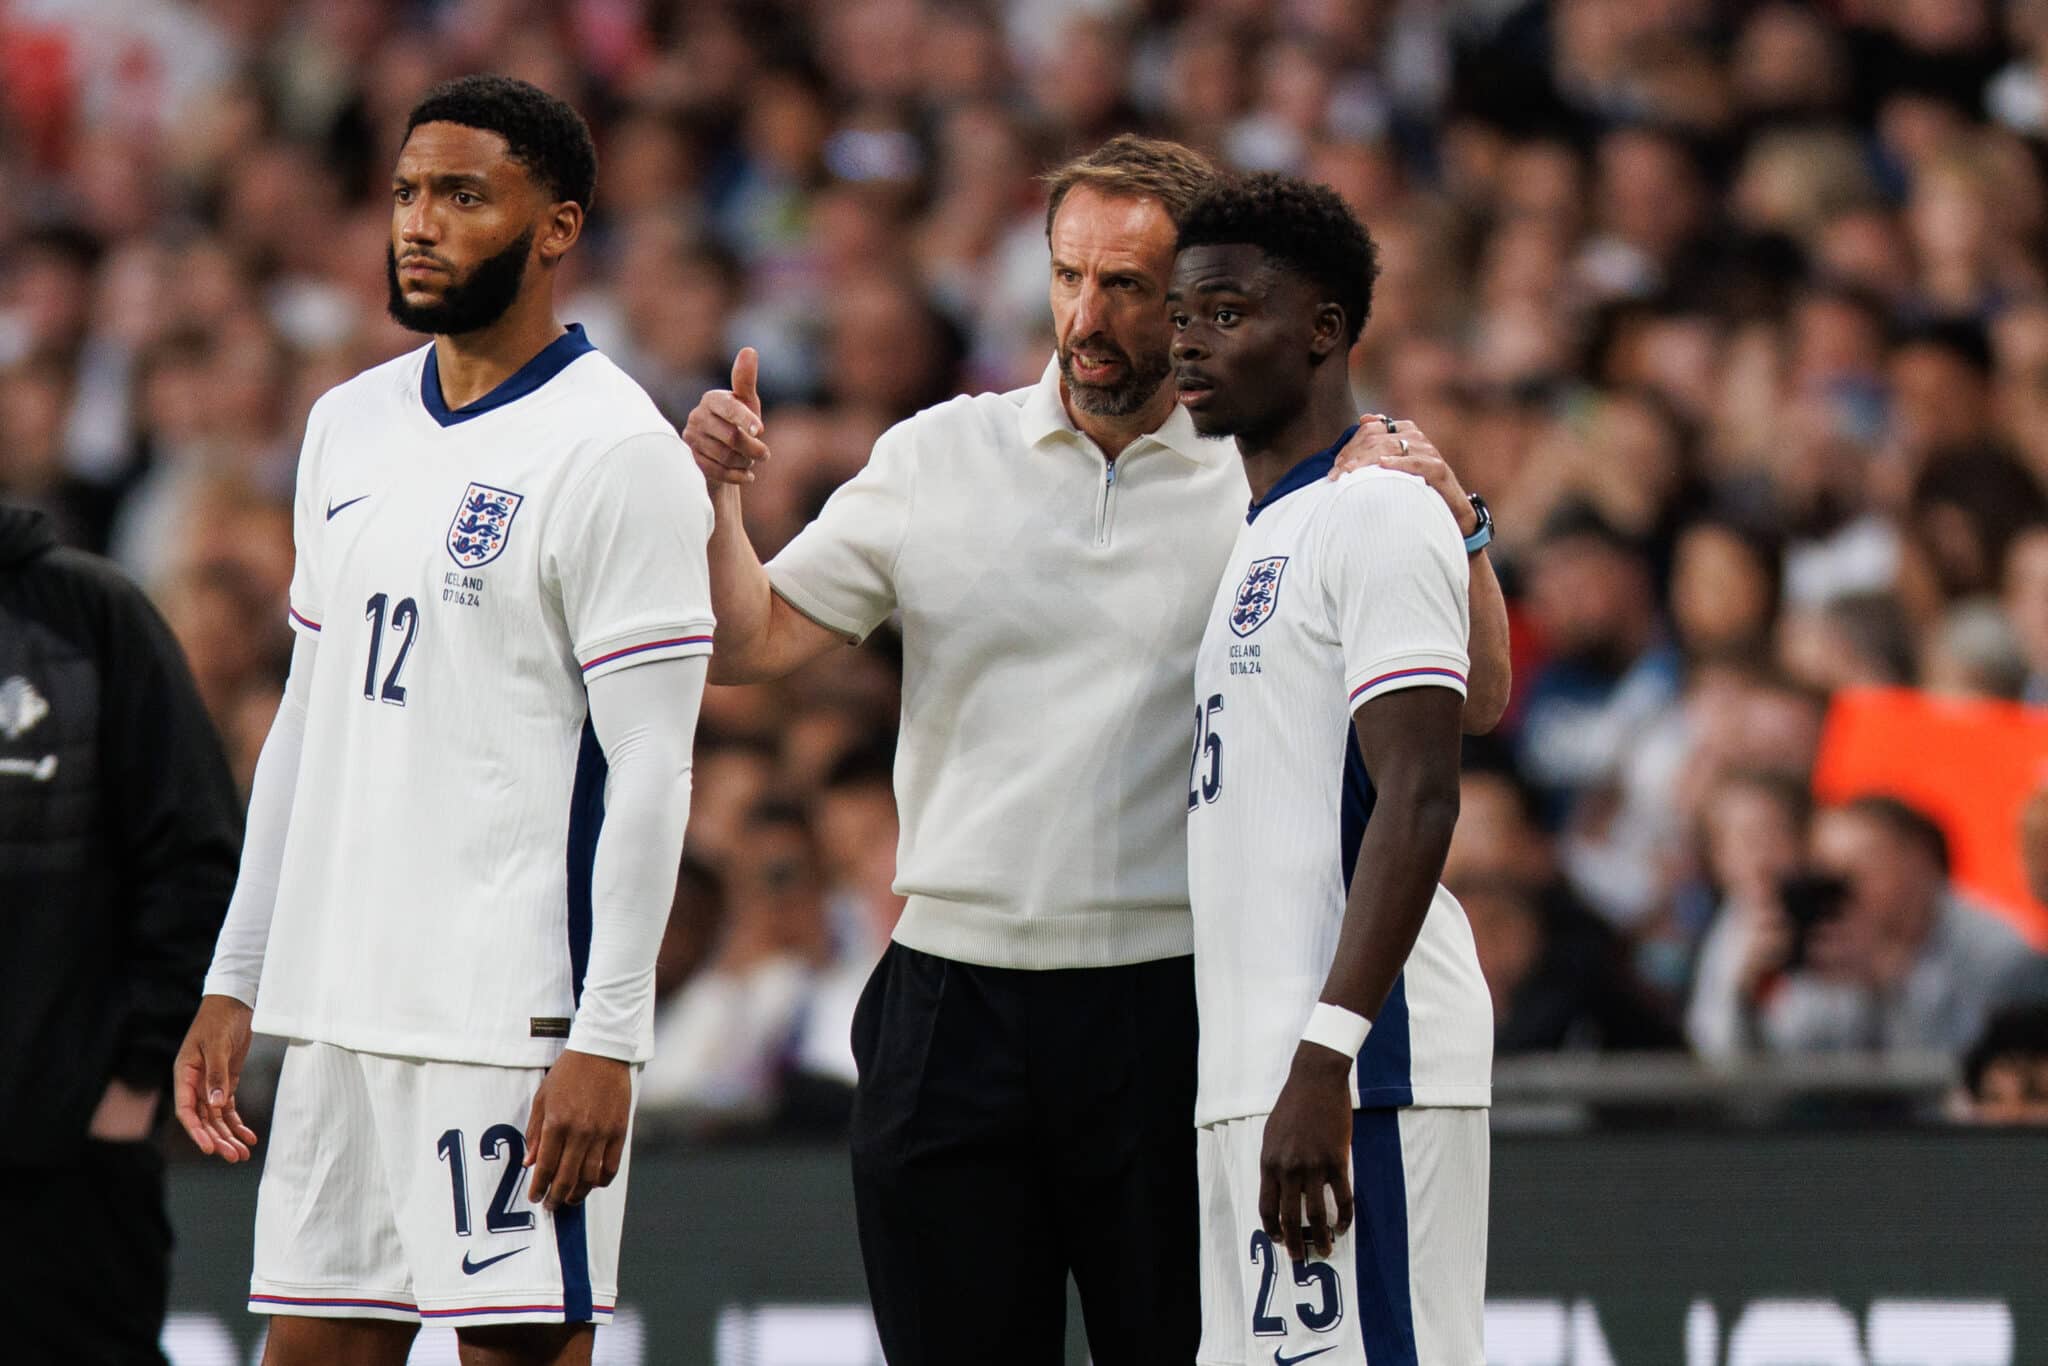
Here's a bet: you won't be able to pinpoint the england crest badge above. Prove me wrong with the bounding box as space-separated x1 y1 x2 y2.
1229 555 1288 637
447 483 524 568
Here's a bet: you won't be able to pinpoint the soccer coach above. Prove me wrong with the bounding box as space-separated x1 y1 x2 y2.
684 137 1509 1364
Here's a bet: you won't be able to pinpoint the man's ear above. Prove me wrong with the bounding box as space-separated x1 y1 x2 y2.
537 201 584 265
1309 301 1348 361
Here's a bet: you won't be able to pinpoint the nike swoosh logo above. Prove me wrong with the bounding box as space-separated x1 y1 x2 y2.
460 1247 529 1275
326 494 371 520
1274 1348 1337 1366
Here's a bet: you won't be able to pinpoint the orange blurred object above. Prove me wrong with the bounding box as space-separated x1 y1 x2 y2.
1814 688 2048 948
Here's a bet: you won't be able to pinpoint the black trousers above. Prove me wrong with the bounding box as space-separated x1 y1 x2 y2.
3 1140 172 1365
849 943 1200 1366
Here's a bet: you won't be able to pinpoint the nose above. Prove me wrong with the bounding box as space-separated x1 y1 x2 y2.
399 197 437 246
1172 327 1206 363
1069 281 1109 342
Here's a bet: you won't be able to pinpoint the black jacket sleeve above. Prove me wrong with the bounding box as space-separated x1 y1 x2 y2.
94 569 243 1089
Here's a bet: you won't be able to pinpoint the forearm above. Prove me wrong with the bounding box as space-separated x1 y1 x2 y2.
707 483 780 683
569 655 707 1060
1461 551 1511 734
202 635 314 1007
1317 779 1461 1022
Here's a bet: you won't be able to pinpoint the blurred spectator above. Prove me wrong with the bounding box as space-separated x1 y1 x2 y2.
642 800 831 1131
1690 795 2048 1057
5 0 2048 1085
1955 1003 2048 1123
1448 760 1683 1052
1516 502 1681 826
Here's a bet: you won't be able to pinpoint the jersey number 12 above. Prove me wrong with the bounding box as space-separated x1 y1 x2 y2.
362 592 420 706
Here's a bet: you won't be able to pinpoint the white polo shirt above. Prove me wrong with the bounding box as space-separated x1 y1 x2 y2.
768 359 1246 970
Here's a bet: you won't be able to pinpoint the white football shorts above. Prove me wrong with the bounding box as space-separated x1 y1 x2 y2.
248 1039 633 1328
1197 1106 1488 1366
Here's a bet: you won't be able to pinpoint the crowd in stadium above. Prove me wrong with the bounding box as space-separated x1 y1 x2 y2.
6 0 2048 1134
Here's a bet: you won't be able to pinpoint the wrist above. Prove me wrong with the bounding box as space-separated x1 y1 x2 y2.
1462 494 1493 554
1298 1001 1370 1062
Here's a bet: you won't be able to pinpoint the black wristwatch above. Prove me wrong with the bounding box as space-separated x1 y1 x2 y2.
1463 494 1493 554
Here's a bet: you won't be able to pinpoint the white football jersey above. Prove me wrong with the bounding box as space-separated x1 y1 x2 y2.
256 327 714 1067
1187 440 1492 1125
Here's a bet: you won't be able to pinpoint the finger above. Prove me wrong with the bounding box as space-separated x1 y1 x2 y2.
574 1138 609 1203
1331 1163 1355 1238
599 1133 625 1188
1278 1171 1306 1262
685 426 764 474
732 347 762 417
694 451 754 486
1305 1175 1331 1259
529 1120 565 1205
225 1104 260 1147
548 1130 592 1210
1366 453 1445 478
699 409 771 463
1259 1166 1283 1242
173 1061 214 1155
705 391 767 442
202 1040 229 1124
203 1110 249 1162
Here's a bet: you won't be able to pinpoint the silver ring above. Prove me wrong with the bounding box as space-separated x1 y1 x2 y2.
1397 437 1409 455
1382 417 1399 434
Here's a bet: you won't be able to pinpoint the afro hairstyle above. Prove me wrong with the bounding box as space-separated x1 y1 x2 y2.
1176 172 1381 345
404 74 598 212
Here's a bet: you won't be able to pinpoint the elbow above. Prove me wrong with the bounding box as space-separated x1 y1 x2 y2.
1378 775 1462 850
1460 678 1510 735
1414 783 1462 848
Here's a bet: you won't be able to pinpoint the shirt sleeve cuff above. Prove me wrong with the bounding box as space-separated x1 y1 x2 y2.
564 1021 641 1063
201 971 259 1008
763 568 875 645
576 623 715 682
286 603 323 635
1345 653 1470 709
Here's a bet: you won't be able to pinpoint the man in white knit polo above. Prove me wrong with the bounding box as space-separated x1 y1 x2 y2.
682 136 1509 1366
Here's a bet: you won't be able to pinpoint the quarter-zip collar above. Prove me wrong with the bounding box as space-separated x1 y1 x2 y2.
1016 357 1227 467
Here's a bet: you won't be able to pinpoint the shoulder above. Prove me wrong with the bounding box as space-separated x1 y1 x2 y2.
33 546 177 655
553 351 677 445
888 389 1018 447
312 344 430 428
1319 465 1458 537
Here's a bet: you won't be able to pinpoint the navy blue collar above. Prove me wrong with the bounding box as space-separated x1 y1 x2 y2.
421 323 595 428
1245 423 1358 523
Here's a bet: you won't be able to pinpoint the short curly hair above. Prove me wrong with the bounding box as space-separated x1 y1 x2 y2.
405 74 598 212
1176 173 1381 345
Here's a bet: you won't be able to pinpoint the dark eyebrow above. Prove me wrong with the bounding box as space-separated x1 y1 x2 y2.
1189 277 1248 296
393 171 491 192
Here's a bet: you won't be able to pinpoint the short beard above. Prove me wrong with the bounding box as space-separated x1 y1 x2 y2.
387 230 534 336
1059 339 1172 418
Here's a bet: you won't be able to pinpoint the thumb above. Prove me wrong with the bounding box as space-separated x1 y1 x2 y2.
732 347 761 417
203 1039 229 1114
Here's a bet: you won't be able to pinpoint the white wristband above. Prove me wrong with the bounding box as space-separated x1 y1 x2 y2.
1301 1002 1371 1057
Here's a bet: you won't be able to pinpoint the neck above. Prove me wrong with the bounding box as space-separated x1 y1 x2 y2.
432 292 564 411
1063 375 1179 460
1238 371 1358 503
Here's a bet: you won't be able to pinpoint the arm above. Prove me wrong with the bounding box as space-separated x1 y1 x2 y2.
525 654 707 1210
706 481 854 683
174 630 316 1161
94 571 243 1139
1333 418 1511 732
1261 687 1465 1262
685 348 913 680
1261 472 1471 1263
685 349 850 683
